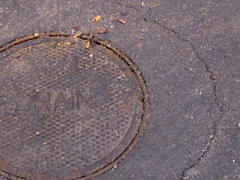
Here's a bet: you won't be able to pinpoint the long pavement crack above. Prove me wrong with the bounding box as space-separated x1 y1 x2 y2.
114 1 225 179
145 19 224 180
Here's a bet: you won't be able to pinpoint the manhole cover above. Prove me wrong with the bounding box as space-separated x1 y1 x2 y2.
0 33 149 180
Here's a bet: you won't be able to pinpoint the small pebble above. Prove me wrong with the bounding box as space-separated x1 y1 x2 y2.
89 54 93 58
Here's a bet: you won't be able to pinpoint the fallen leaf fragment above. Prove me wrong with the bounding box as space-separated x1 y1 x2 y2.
93 15 101 22
64 41 71 45
89 33 93 39
85 41 91 49
56 42 61 47
211 75 217 80
85 33 93 49
141 2 144 6
73 33 82 38
95 29 108 34
118 18 126 24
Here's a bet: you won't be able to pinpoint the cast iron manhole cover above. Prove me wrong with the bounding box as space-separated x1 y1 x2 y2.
0 33 149 180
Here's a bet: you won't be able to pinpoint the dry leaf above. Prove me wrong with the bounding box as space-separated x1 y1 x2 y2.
89 33 93 39
118 18 126 24
141 2 144 6
85 41 91 49
93 15 101 22
95 29 108 34
56 42 61 47
211 75 217 80
85 33 93 48
64 41 71 45
73 33 82 38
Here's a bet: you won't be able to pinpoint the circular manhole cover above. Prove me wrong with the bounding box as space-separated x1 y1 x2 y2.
0 33 149 180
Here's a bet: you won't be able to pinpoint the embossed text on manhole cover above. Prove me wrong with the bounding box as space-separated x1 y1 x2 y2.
0 33 149 180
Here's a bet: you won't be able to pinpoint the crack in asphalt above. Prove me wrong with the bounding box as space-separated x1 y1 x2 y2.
114 1 224 179
142 20 224 179
144 20 224 180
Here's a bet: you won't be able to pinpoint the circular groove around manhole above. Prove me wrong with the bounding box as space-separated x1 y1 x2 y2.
0 33 149 180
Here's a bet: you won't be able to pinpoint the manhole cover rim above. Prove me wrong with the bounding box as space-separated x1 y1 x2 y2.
0 32 150 180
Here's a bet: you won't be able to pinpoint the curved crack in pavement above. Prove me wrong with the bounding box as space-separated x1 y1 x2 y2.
140 20 224 180
143 21 223 179
114 1 225 179
144 19 224 180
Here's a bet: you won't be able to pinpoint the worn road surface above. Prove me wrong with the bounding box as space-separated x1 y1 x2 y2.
0 0 239 179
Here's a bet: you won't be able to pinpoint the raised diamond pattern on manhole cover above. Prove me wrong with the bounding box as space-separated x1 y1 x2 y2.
0 33 149 180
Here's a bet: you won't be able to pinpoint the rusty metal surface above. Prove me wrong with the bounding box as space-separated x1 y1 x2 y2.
0 34 149 180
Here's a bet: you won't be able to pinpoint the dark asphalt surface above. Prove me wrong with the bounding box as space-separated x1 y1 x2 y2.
0 0 239 179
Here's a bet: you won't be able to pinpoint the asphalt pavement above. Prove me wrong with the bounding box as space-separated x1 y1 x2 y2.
0 0 239 179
